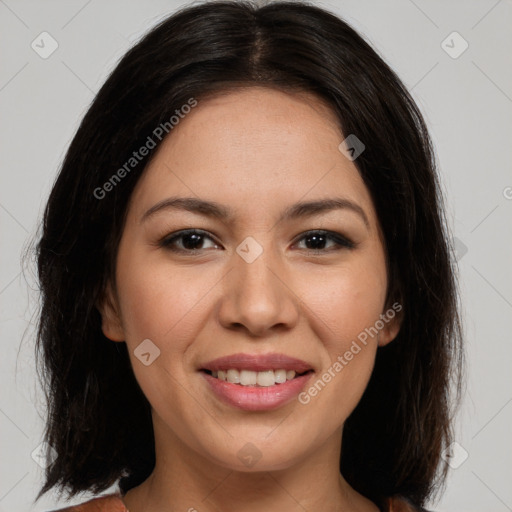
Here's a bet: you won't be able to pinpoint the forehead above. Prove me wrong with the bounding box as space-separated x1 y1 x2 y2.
128 87 378 228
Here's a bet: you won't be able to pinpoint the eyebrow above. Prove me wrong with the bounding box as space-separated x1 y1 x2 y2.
141 196 370 228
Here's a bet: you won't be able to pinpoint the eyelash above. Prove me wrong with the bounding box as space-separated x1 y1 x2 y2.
158 229 355 254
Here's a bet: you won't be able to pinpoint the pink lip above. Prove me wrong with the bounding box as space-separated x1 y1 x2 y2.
200 352 313 373
201 371 314 411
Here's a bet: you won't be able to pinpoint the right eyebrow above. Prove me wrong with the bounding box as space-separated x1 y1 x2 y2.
141 197 232 223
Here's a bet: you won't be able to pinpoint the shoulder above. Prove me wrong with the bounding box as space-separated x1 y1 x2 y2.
47 494 128 512
383 495 432 512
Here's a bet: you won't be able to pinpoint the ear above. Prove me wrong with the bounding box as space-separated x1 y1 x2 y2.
96 281 125 342
377 302 403 347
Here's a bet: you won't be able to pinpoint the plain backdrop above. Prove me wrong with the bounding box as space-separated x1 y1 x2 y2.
1 0 511 511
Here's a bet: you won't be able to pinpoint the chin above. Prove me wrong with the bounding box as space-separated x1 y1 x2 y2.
204 437 307 473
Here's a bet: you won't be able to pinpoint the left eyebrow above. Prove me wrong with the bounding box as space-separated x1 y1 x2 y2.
278 198 370 228
140 196 370 228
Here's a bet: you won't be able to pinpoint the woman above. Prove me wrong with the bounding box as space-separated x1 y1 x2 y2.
33 1 463 511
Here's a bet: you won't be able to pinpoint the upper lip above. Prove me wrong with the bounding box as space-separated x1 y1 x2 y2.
201 353 314 373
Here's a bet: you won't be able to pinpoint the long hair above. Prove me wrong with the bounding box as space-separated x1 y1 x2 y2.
32 0 463 506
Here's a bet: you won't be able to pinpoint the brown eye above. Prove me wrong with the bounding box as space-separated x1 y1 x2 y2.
293 230 355 252
160 229 221 253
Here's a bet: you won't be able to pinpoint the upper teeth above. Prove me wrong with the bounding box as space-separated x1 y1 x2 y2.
212 369 298 387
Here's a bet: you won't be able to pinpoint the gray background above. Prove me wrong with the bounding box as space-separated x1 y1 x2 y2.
1 0 511 510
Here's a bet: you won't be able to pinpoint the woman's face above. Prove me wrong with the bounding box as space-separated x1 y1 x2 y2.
100 86 400 472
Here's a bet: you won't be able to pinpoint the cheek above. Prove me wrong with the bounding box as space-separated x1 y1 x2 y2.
114 246 218 361
293 248 387 418
299 251 387 345
113 252 214 419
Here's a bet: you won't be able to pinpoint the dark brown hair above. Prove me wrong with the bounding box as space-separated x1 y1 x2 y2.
32 0 463 507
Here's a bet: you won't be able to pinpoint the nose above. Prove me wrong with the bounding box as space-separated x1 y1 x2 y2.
217 242 300 337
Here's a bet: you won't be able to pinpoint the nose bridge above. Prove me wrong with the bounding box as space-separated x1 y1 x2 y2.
218 236 299 335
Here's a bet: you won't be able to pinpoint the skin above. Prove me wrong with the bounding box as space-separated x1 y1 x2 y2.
99 86 401 512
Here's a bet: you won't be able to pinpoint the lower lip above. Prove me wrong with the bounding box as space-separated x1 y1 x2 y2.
200 371 313 411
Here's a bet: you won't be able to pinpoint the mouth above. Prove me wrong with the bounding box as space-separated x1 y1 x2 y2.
200 368 314 387
200 368 314 411
199 353 315 411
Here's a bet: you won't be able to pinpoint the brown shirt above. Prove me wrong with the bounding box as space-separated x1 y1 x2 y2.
51 492 429 511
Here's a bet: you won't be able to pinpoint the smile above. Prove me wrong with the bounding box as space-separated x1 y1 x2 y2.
205 368 311 387
200 369 315 411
